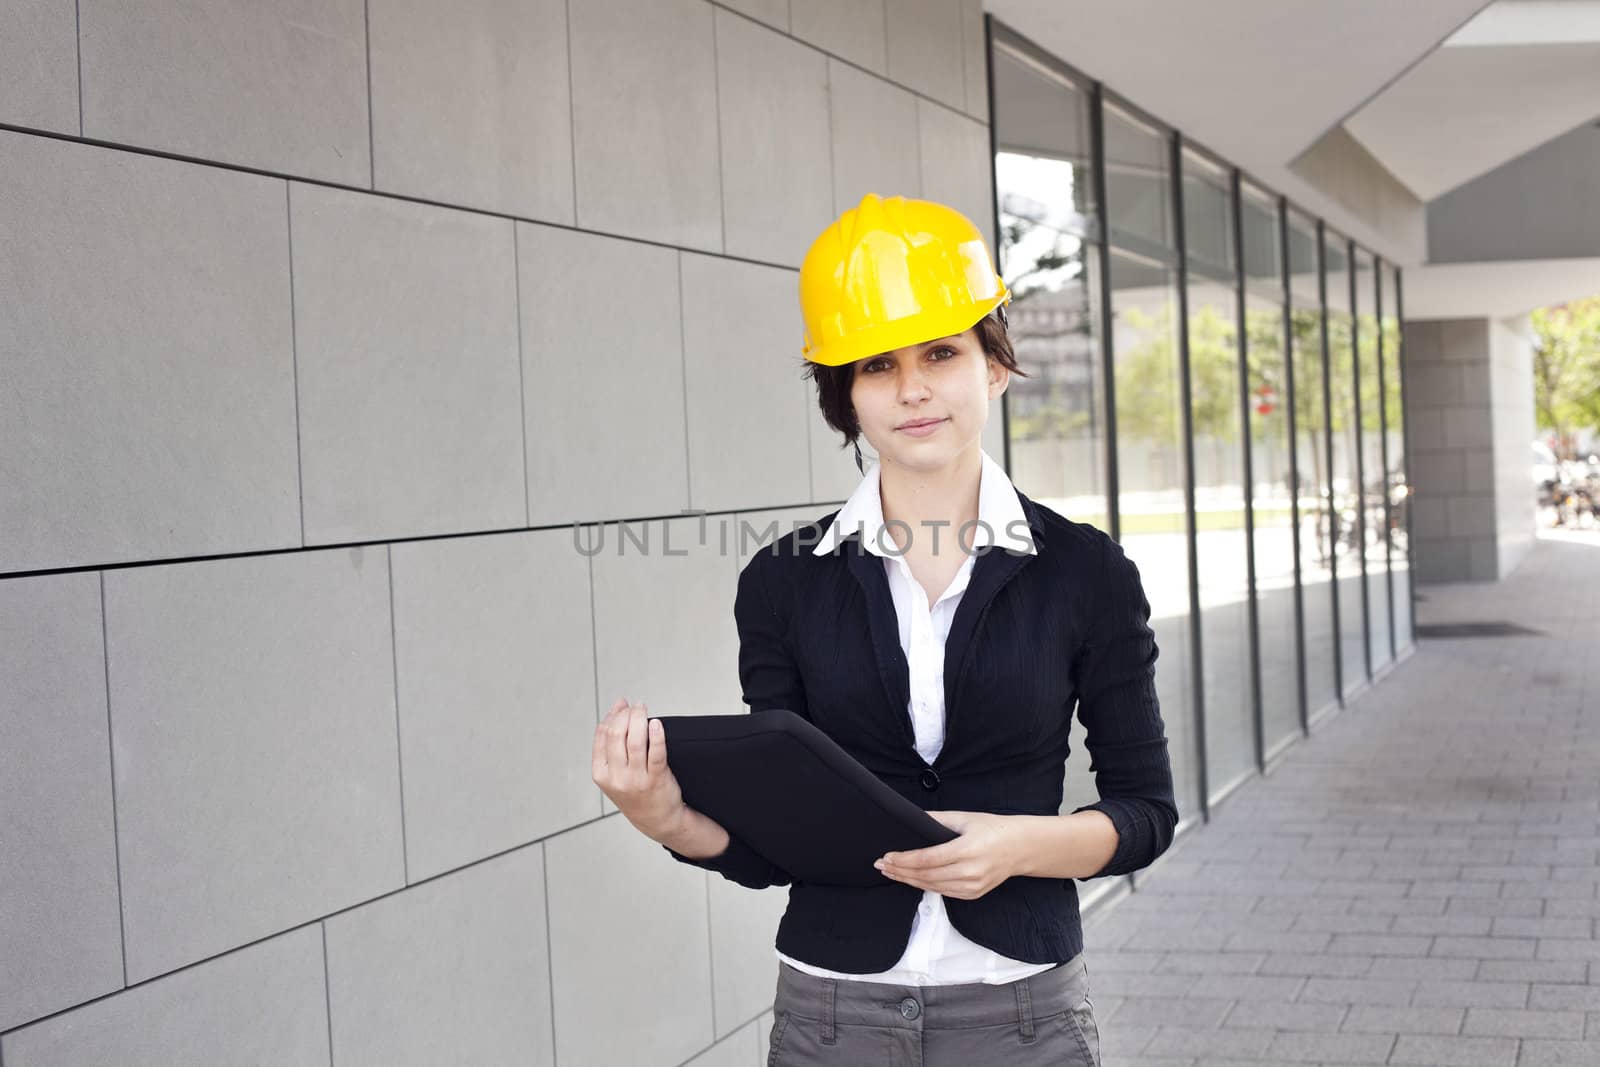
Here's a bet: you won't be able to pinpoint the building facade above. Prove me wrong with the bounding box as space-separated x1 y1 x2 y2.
2 1 1585 1064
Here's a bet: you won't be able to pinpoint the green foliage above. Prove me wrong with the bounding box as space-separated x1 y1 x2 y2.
1531 297 1600 450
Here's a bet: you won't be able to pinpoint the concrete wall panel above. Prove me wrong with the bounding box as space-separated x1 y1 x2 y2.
0 573 124 1031
105 549 404 981
715 10 834 267
0 927 328 1067
390 529 601 881
369 0 574 222
79 0 369 184
290 183 525 545
0 133 300 573
324 845 554 1067
0 0 78 133
570 0 722 250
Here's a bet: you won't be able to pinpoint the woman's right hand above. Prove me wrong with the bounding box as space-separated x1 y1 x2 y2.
591 697 687 841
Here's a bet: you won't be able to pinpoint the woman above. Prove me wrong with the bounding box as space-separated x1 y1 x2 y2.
591 193 1178 1065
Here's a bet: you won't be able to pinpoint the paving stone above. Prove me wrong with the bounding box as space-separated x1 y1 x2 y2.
1259 954 1376 978
1339 1004 1464 1035
1298 978 1418 1006
1388 1033 1519 1066
1109 996 1234 1028
1186 975 1308 1002
1410 980 1529 1008
1481 961 1590 985
1140 1026 1276 1058
1262 1029 1396 1062
1390 915 1494 936
1326 934 1434 956
1460 1006 1585 1038
1537 938 1600 962
1431 936 1538 960
1221 1000 1347 1031
1528 983 1600 1010
1365 956 1479 981
1517 1038 1600 1066
1161 952 1268 975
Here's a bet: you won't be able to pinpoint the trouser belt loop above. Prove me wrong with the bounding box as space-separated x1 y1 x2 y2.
1015 975 1036 1043
821 978 837 1045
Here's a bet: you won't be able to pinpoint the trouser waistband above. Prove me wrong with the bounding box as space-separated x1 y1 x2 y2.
774 952 1087 1042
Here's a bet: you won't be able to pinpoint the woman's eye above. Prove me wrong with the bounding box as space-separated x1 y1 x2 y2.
929 347 955 360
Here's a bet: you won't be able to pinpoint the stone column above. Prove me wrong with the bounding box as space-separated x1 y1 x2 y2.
1402 315 1536 582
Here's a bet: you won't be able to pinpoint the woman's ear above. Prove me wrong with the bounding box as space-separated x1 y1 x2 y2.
986 354 1009 400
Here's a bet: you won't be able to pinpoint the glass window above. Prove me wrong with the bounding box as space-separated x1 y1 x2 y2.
1181 151 1253 803
1380 264 1412 649
1240 187 1281 295
991 36 1096 234
1104 104 1173 254
1354 248 1391 673
1286 214 1319 306
1287 210 1337 721
990 34 1117 886
1100 103 1199 829
1182 150 1234 278
1323 231 1364 696
1241 182 1300 759
1109 246 1198 825
992 39 1106 527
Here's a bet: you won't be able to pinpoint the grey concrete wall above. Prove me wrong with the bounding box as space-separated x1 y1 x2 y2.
0 1 997 1063
1287 125 1427 261
1402 316 1535 584
1427 120 1600 265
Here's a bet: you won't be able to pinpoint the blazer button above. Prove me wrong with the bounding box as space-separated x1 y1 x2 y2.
919 768 940 791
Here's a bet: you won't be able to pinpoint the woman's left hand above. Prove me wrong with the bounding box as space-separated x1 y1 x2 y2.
874 811 1021 900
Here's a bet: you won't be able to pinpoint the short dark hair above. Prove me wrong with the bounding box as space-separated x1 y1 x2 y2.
800 311 1029 451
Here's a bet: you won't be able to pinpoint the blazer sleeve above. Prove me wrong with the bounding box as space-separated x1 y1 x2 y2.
1067 532 1181 879
660 550 805 889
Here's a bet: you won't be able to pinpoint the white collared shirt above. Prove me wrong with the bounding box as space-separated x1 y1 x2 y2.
778 448 1054 986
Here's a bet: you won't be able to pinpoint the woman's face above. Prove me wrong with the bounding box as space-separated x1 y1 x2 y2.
849 326 1008 473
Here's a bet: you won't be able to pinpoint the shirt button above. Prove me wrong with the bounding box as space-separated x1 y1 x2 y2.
920 900 933 915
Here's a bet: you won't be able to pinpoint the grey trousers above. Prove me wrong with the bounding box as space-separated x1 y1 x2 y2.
766 952 1101 1067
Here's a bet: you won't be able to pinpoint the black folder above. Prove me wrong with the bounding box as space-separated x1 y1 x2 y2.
657 709 959 887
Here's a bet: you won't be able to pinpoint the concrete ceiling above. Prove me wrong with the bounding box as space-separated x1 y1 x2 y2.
1401 257 1600 318
983 0 1490 262
1343 2 1600 200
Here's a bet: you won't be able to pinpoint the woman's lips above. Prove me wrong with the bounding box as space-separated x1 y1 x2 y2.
897 418 947 437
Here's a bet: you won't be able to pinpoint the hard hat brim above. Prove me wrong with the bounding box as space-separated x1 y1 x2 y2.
803 290 1010 368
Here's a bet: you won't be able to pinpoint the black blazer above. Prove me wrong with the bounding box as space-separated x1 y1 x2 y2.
665 487 1179 973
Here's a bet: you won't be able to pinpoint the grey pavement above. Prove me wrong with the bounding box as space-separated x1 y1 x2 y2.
1082 527 1600 1067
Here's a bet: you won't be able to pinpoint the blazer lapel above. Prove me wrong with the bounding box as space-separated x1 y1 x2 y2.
938 491 1047 759
841 533 916 750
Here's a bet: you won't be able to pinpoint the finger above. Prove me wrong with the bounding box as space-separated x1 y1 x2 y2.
881 868 938 893
883 838 969 870
646 718 668 774
625 704 648 771
591 722 609 779
606 707 630 770
607 697 628 718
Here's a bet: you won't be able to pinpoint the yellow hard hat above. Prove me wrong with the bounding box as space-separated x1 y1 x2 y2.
799 193 1009 367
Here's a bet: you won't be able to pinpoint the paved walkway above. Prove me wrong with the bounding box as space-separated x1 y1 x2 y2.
1083 527 1600 1067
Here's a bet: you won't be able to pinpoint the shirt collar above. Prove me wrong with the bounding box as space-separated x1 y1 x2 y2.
812 448 1038 558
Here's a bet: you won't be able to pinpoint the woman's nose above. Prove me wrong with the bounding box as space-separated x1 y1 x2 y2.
896 366 933 402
